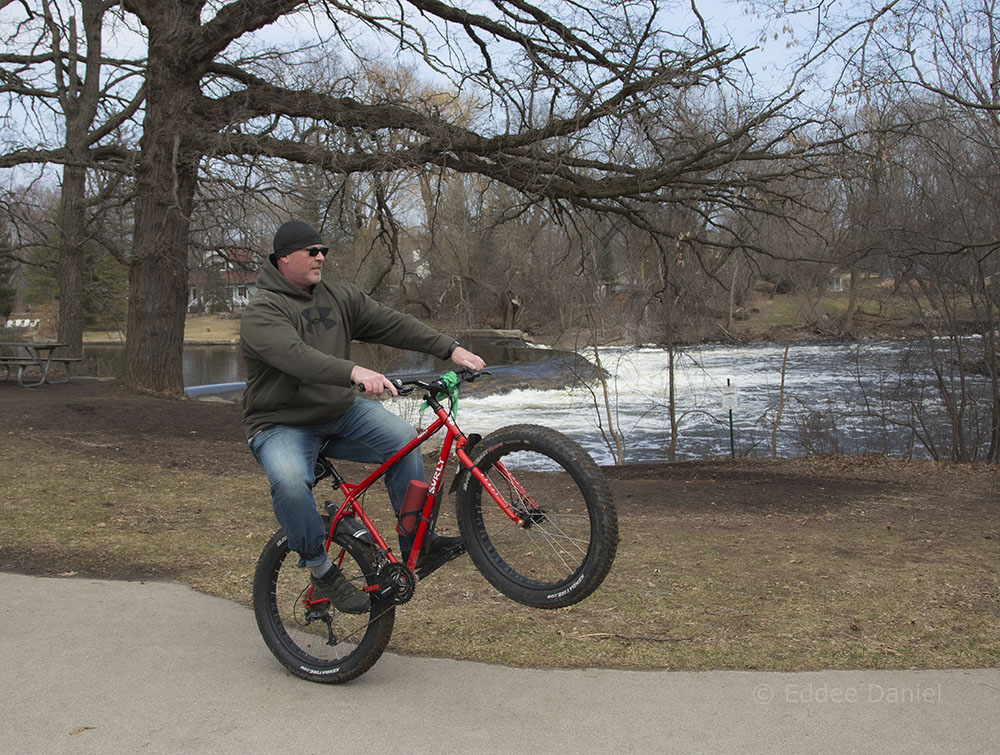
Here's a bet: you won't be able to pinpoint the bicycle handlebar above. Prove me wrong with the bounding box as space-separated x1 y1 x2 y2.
354 367 488 397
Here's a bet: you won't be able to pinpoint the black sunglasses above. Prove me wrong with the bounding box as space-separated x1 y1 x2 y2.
303 246 329 257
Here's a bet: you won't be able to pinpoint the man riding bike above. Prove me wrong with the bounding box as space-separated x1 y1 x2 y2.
241 220 485 613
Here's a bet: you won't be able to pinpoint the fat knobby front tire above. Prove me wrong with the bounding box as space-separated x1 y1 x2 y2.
253 527 394 683
456 424 618 608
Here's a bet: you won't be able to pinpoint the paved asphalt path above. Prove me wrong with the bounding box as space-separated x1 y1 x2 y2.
2 572 997 754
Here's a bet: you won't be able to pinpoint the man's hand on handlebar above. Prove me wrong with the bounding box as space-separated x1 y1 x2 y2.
451 346 486 373
350 365 398 396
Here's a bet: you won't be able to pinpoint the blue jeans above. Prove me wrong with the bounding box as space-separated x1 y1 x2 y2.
249 398 425 564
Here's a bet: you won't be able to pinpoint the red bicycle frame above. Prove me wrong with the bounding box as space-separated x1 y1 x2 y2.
322 394 528 581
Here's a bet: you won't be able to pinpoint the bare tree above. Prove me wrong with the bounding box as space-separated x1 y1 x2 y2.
836 0 1000 460
2 0 886 395
92 0 827 393
0 0 143 356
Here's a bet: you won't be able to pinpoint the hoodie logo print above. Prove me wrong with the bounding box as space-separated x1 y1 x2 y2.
301 306 337 335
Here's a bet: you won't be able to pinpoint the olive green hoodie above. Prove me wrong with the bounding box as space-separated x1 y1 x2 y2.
240 260 452 439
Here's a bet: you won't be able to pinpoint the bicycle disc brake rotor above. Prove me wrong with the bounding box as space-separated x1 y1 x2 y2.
378 562 416 605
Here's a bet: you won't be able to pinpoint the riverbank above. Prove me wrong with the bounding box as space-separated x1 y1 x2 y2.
75 316 996 466
2 378 997 672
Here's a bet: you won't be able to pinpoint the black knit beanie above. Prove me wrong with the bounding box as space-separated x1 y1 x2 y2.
272 220 323 259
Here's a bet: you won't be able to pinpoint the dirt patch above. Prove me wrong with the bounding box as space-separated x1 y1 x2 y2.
2 378 253 475
606 453 996 517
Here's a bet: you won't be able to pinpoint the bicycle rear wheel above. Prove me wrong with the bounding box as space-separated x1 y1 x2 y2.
456 424 618 608
253 527 394 683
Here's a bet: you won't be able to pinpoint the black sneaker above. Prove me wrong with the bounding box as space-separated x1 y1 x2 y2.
311 564 369 614
415 535 467 580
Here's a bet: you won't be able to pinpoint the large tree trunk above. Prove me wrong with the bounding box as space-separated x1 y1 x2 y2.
55 0 106 360
56 162 85 359
120 126 198 392
119 5 200 394
120 169 195 393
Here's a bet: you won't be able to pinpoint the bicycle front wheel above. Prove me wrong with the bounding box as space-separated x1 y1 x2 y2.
253 527 394 684
456 424 618 608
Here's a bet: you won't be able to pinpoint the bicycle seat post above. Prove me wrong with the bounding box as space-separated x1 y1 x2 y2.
327 463 345 488
313 455 345 489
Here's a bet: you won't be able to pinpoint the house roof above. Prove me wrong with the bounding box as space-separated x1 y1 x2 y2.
188 246 260 286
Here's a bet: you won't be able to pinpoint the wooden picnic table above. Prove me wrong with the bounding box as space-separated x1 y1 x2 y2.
0 341 78 387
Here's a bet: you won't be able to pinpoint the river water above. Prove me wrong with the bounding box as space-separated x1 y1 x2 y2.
454 340 995 464
83 337 995 464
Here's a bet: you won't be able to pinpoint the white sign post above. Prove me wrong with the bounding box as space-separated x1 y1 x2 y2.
722 378 738 457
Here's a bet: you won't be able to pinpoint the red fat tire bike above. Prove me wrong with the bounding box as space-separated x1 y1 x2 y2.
252 370 618 683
